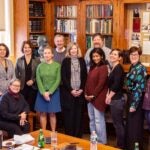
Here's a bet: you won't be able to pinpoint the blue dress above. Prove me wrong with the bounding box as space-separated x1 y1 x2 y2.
35 89 61 113
34 61 61 113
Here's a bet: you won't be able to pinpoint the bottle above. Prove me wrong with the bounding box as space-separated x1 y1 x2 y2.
90 131 97 150
38 129 45 148
134 142 139 150
0 130 3 149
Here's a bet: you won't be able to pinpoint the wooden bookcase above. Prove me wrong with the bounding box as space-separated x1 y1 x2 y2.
14 0 51 58
85 3 113 49
14 0 150 59
14 0 119 57
29 0 46 47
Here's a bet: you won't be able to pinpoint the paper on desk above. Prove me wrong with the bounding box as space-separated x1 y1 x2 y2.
15 144 39 150
14 134 34 145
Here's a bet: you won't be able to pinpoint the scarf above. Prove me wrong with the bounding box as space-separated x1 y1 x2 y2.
8 88 20 99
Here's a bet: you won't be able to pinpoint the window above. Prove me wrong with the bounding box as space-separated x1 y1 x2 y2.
0 0 14 56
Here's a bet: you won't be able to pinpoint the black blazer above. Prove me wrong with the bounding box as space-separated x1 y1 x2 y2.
61 57 87 92
15 56 40 90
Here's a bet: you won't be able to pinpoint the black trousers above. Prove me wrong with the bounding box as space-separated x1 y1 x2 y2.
110 98 125 149
62 97 83 138
126 93 144 150
21 85 37 112
0 120 30 137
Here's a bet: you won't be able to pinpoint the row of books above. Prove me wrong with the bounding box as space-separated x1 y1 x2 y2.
55 19 77 33
29 2 44 17
29 20 44 32
86 35 112 49
56 5 77 18
87 5 113 18
86 19 112 34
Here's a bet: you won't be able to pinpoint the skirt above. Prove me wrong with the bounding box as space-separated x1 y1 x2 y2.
34 89 61 113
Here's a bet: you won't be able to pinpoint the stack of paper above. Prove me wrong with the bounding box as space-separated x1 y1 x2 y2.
14 134 34 145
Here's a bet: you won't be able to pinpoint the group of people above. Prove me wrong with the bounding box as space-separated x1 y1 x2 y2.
0 33 149 150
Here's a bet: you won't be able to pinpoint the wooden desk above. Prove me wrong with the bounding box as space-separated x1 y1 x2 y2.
30 130 120 150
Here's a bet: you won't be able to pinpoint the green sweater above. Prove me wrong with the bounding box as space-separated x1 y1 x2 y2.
36 61 61 95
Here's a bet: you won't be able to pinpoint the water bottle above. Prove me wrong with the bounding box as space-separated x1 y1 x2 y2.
134 142 139 150
0 130 3 149
38 129 45 148
90 131 97 150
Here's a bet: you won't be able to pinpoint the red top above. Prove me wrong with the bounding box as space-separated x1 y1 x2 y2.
85 65 108 112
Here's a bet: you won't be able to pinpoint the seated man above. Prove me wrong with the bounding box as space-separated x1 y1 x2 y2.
0 78 30 137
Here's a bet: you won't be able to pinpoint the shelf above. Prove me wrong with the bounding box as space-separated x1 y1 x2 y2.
29 31 45 34
87 17 113 19
56 17 77 19
86 33 113 36
29 0 45 2
55 32 76 35
29 16 45 19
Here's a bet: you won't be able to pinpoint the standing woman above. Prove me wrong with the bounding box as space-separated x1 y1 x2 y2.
126 46 147 150
0 43 15 96
61 42 87 137
105 49 125 149
35 46 61 130
85 48 108 144
15 40 40 111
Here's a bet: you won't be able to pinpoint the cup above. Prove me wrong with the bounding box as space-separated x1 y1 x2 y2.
51 131 57 147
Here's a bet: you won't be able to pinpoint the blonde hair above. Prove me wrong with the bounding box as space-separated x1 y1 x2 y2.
43 45 53 54
66 42 82 58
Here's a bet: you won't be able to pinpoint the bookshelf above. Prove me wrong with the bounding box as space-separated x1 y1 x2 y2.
29 0 46 47
85 3 113 49
54 4 78 46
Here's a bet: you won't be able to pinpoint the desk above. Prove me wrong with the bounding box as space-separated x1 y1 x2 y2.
30 130 120 150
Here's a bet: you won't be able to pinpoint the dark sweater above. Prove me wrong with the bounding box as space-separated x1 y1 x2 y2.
108 64 124 100
85 65 108 112
0 92 29 121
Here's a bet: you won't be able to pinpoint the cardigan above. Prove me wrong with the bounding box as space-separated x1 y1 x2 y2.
108 64 124 100
15 56 40 90
85 65 108 112
61 57 87 92
61 57 87 109
0 92 29 121
36 61 61 95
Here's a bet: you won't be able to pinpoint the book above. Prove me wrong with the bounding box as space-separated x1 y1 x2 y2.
133 18 141 32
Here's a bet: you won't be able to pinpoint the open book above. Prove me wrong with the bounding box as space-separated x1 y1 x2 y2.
15 144 39 150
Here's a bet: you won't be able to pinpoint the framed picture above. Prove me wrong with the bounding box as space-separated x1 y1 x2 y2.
146 3 150 11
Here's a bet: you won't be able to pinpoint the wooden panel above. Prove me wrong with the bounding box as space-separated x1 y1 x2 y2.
14 0 28 58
